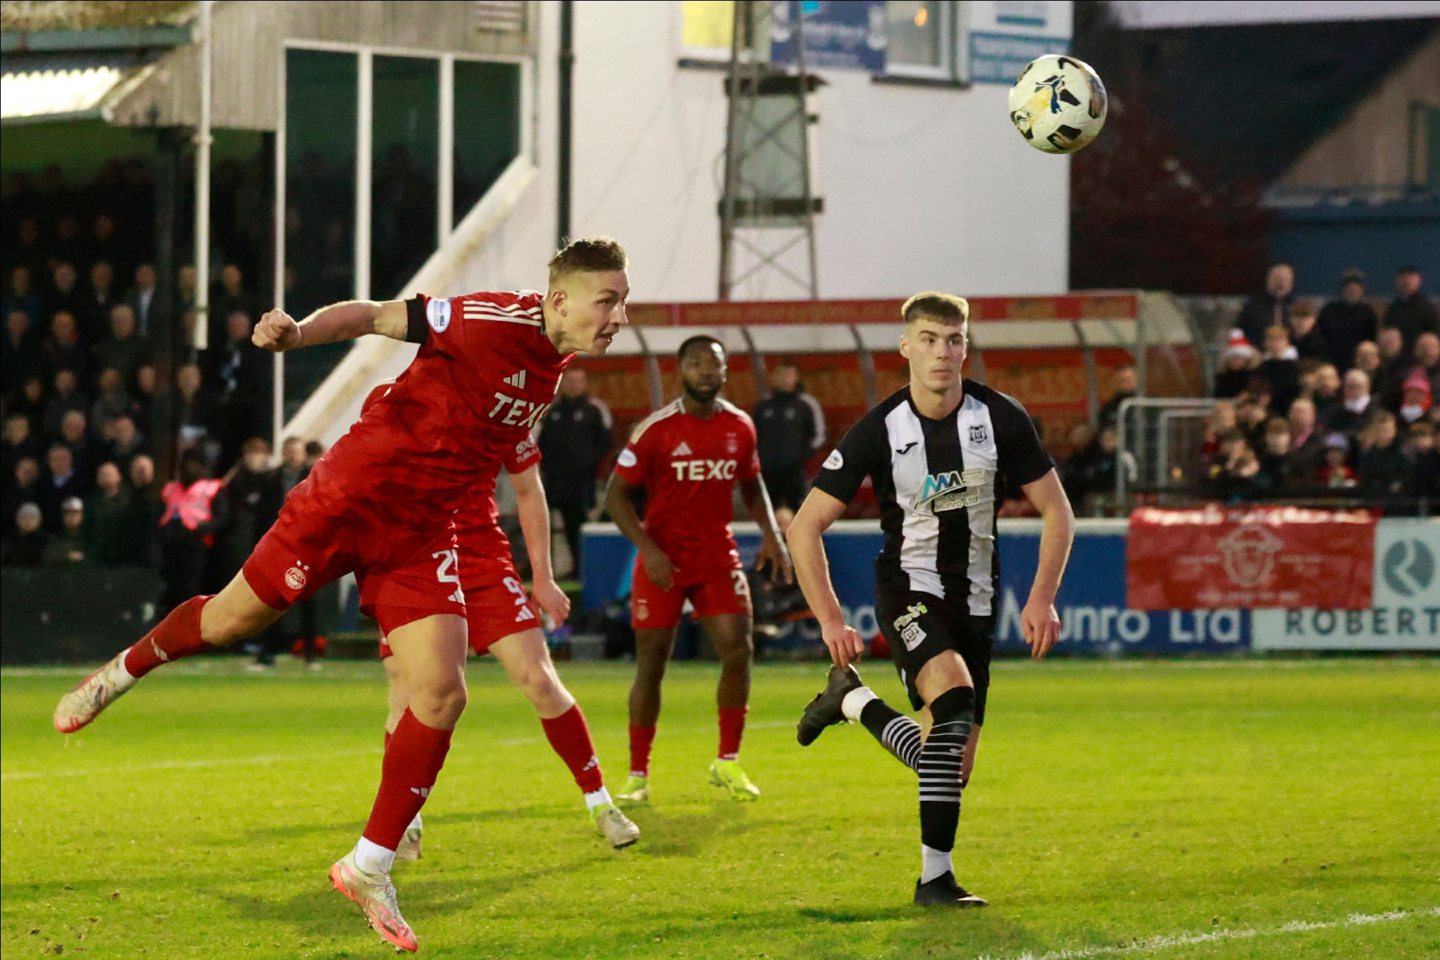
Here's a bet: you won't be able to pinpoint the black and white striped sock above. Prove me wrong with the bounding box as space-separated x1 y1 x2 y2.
917 686 975 880
858 699 923 771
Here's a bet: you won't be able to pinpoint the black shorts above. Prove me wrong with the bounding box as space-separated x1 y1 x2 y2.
875 589 994 724
762 469 807 514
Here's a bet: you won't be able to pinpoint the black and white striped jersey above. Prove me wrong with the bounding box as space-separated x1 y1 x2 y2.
812 381 1054 615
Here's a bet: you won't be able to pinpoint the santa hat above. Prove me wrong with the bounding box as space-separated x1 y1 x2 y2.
1223 328 1257 361
1402 372 1433 411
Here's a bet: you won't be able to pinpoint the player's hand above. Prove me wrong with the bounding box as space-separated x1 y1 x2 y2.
755 534 794 585
253 308 302 351
641 545 675 592
820 620 864 668
532 578 571 627
1020 597 1060 660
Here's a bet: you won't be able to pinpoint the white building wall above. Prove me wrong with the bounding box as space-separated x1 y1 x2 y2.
450 1 1073 301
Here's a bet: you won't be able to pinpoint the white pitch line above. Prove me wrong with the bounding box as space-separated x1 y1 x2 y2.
975 907 1439 960
0 747 383 782
2 720 800 782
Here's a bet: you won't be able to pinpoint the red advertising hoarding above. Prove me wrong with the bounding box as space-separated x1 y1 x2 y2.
1127 506 1377 610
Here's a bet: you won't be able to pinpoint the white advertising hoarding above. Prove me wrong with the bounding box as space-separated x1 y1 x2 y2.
1252 519 1440 650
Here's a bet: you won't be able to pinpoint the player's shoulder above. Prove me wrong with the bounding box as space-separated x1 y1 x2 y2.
452 289 545 327
629 399 685 444
715 399 756 428
964 378 1030 419
856 387 910 430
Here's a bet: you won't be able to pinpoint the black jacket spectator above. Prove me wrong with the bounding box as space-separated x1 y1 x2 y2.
41 497 89 566
2 502 47 566
1384 267 1439 353
3 309 44 385
1237 263 1296 348
1261 328 1307 417
754 365 827 513
1317 273 1379 372
104 416 148 476
1 265 43 325
152 364 219 462
1 413 40 482
39 445 87 530
90 367 135 435
1285 399 1327 485
1212 330 1258 399
212 443 284 581
124 455 165 568
209 265 257 347
56 410 104 481
82 261 119 342
41 311 90 385
1356 413 1411 499
92 304 152 389
2 457 43 538
85 464 133 567
42 369 88 440
538 368 614 577
124 263 160 335
45 261 85 325
1289 311 1330 364
209 311 273 469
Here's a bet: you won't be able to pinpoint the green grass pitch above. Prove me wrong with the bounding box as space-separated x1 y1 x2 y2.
3 658 1437 959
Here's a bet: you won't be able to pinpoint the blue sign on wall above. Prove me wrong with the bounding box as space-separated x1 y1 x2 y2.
581 522 1251 655
969 32 1070 84
770 0 888 73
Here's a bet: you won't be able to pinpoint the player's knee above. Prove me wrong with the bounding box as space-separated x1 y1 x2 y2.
717 637 752 669
929 686 976 725
410 675 468 724
202 605 261 646
518 663 569 712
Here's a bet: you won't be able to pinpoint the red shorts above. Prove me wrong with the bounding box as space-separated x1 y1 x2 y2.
244 483 465 637
379 557 539 658
631 557 752 631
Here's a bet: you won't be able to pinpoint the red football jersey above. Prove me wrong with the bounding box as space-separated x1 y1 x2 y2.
360 381 541 576
613 398 760 578
302 290 569 569
454 433 541 577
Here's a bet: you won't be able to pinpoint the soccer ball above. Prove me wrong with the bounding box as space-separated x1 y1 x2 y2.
1008 55 1107 154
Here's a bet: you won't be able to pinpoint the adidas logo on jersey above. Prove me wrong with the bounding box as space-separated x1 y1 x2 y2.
502 371 528 389
671 441 693 457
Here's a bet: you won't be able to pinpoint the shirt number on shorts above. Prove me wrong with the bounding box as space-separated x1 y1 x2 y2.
503 576 536 622
731 569 749 596
432 549 465 604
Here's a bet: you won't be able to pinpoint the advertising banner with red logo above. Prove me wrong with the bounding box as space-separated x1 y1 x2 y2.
1127 506 1377 610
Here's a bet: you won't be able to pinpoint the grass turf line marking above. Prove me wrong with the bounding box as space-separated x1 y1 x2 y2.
1 747 382 781
3 721 799 781
976 907 1439 960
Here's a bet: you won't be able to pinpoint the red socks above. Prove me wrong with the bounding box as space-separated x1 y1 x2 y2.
541 704 604 794
718 706 748 761
123 596 213 678
629 724 657 777
362 708 453 850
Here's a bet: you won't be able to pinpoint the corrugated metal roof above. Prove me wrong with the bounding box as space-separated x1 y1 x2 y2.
0 51 150 121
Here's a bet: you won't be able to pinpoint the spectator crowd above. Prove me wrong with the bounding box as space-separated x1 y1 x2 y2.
0 160 296 612
1202 262 1438 505
5 159 1437 603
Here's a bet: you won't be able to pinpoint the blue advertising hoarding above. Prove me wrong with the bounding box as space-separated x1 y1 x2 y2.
770 0 888 73
580 519 1252 655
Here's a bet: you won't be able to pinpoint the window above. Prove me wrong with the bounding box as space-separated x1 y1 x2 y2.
284 48 357 419
372 55 440 300
884 1 964 82
452 60 521 225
